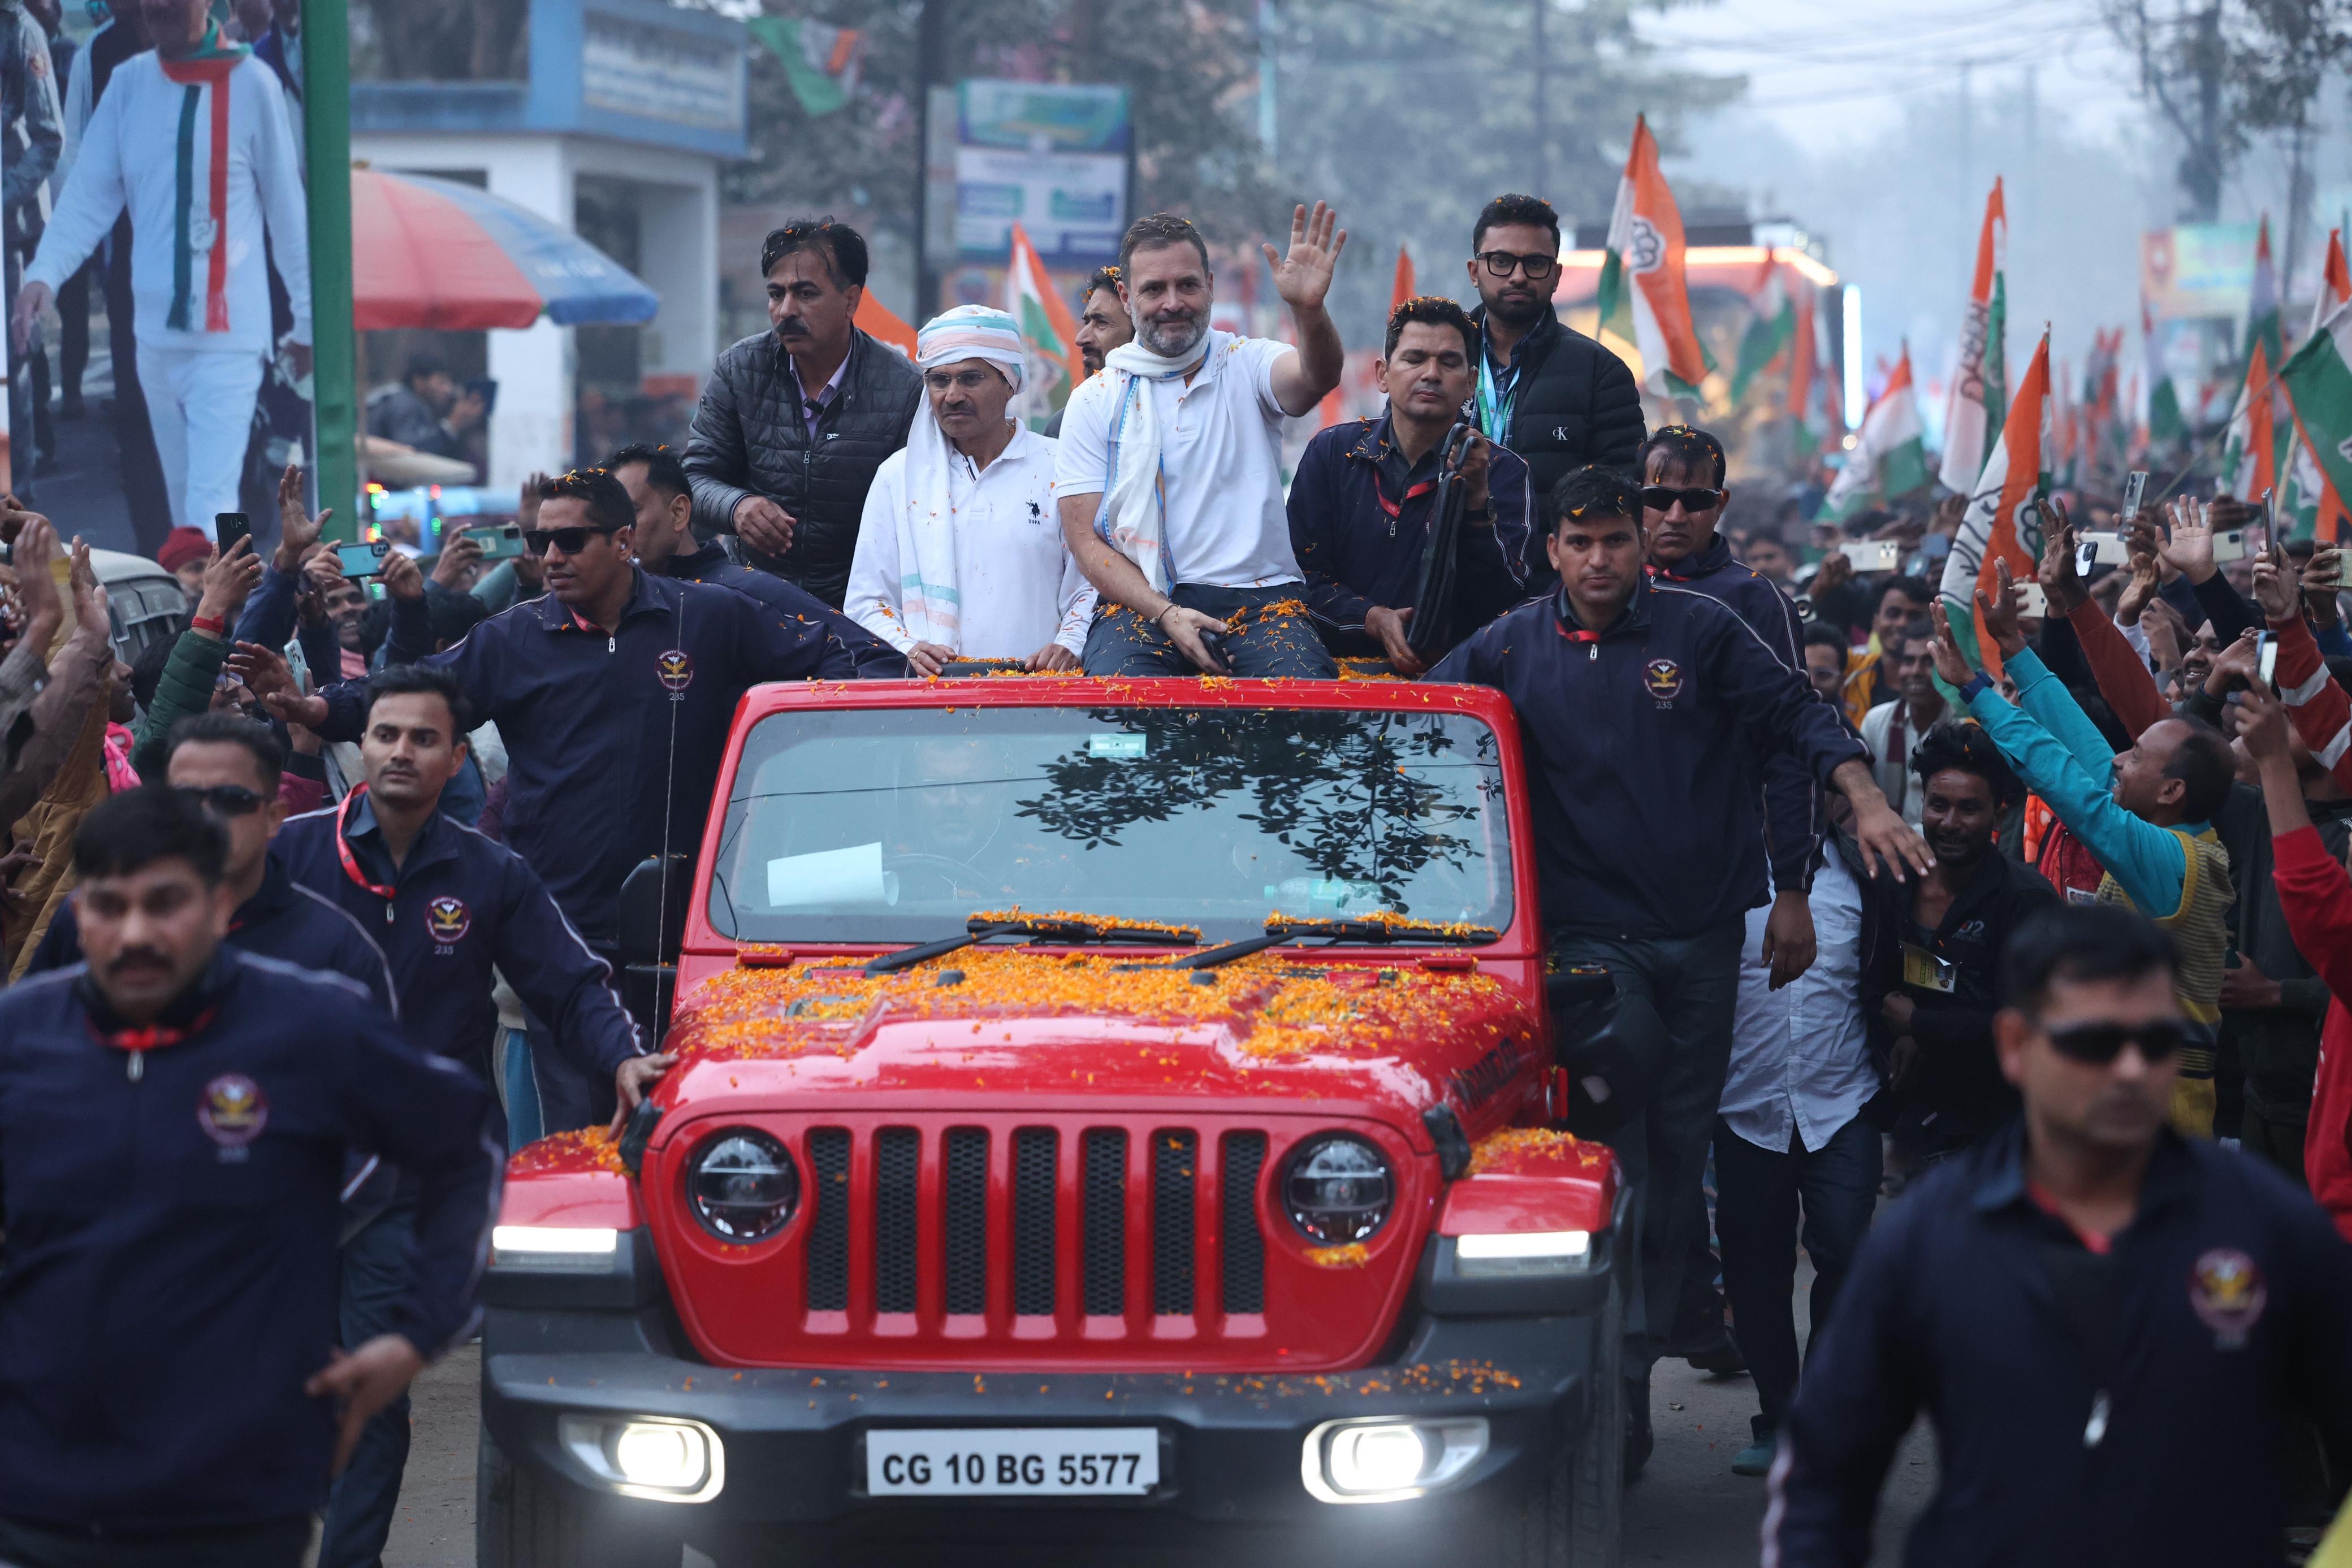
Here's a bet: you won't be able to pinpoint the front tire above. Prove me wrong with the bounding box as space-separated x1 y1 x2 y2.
1495 1272 1624 1568
477 1424 685 1568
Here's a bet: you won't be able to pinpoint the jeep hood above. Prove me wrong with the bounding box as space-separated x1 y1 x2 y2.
653 949 1544 1133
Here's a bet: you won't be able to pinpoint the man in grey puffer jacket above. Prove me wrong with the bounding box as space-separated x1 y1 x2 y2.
684 217 922 608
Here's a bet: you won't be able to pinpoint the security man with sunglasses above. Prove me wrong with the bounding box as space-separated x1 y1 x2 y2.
1771 904 2352 1567
27 714 394 1017
247 467 905 1131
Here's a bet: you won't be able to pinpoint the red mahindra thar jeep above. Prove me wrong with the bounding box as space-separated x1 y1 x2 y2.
477 675 1630 1567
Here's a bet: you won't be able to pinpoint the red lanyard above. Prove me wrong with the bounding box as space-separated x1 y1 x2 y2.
1370 471 1437 534
335 785 400 922
90 1008 215 1081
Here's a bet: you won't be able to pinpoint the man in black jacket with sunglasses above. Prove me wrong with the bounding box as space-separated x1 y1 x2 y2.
1464 193 1644 591
1772 904 2352 1568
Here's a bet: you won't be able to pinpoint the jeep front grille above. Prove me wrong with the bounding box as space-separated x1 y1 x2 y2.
793 1118 1268 1331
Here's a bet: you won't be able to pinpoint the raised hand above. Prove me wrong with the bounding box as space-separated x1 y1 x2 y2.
1974 558 2029 658
2159 497 2216 584
1928 600 1978 687
380 549 425 603
197 538 263 626
66 538 106 643
430 529 483 588
8 514 59 643
2037 498 2086 616
2251 544 2299 622
1260 201 1348 314
274 462 333 569
2206 627 2261 696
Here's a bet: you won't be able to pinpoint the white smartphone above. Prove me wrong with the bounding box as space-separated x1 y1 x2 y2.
2121 470 2148 524
2075 533 2133 569
2212 529 2248 563
1839 539 1903 571
2016 582 2048 617
2258 630 2279 688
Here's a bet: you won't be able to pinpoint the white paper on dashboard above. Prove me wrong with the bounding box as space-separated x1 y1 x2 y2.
768 841 887 907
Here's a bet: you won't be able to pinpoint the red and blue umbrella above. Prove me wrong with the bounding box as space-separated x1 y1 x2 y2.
352 168 659 332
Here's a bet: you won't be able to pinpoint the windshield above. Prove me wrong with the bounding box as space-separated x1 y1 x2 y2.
705 704 1512 945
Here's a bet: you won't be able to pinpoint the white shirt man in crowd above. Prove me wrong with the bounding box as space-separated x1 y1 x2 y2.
1859 617 1944 830
1053 205 1348 678
13 0 309 538
847 305 1094 673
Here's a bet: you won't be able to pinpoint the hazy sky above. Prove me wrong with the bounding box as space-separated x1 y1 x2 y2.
1635 0 2146 159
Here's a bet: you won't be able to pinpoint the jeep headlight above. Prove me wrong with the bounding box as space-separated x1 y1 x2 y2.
688 1129 798 1242
1283 1133 1392 1244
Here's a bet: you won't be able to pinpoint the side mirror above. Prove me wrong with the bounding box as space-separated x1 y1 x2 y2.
617 855 692 1043
618 855 692 973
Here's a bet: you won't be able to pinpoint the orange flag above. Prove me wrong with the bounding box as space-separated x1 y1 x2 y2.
1390 245 1416 313
853 289 918 358
1597 114 1712 395
1960 331 2051 678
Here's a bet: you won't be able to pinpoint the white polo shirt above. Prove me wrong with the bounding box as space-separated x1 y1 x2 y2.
1051 331 1305 589
845 425 1097 659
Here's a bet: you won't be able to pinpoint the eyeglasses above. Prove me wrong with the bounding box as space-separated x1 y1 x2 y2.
1641 486 1726 515
174 783 266 818
522 526 614 556
2043 1019 2191 1065
1477 249 1558 281
922 368 1004 393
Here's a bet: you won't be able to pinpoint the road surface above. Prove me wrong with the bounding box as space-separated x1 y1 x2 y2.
385 1331 1935 1566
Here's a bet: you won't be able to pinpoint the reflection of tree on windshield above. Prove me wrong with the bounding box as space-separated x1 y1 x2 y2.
1015 710 1483 906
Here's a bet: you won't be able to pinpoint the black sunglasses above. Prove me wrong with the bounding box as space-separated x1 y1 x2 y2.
1641 486 1726 514
2044 1019 2191 1065
174 783 266 818
522 525 616 556
1477 249 1557 281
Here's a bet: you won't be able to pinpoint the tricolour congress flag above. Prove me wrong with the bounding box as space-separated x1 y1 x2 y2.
1731 250 1793 404
746 16 864 117
1941 330 2051 677
2281 292 2352 537
1938 178 2008 496
2281 228 2351 540
1005 223 1086 430
1820 343 1928 521
1596 114 1712 398
2247 215 2283 377
2219 339 2278 502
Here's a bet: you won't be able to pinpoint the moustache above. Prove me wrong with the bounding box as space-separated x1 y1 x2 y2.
107 947 170 977
776 319 810 335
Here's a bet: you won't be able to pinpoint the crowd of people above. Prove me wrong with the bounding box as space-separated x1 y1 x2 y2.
0 186 2350 1568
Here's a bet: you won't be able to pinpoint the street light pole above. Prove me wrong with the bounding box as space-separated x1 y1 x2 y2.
301 0 357 539
1532 0 1549 198
912 0 946 320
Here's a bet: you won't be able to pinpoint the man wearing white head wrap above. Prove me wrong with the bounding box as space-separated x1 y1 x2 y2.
845 305 1096 674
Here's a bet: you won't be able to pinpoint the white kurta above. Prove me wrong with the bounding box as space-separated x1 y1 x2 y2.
846 425 1097 659
28 50 310 356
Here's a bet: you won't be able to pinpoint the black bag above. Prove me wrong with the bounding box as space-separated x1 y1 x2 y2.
1405 421 1480 659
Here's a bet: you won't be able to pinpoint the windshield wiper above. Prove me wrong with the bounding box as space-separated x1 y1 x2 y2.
864 913 1199 976
1173 917 1500 971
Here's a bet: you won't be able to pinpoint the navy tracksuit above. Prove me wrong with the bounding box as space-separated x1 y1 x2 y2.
273 792 642 1094
1285 414 1534 659
317 568 901 949
1428 571 1867 938
1773 1124 2352 1567
1649 535 1827 895
1430 573 1871 1389
0 953 496 1536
